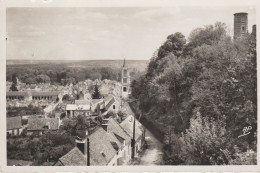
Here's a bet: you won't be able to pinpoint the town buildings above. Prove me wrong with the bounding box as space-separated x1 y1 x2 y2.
55 116 145 166
6 91 60 101
7 116 23 136
27 117 61 135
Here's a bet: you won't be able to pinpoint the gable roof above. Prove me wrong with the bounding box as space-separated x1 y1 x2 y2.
58 147 87 166
88 127 118 165
57 126 123 166
120 115 143 139
7 116 22 130
104 96 115 110
27 118 59 131
107 117 131 144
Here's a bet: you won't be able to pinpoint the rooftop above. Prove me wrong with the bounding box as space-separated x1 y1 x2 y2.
66 104 91 111
120 115 143 139
27 118 60 130
107 117 131 144
234 12 248 15
7 116 22 130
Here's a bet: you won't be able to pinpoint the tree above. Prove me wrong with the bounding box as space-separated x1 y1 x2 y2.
131 21 256 165
36 74 51 83
91 84 102 99
177 112 229 165
10 73 18 91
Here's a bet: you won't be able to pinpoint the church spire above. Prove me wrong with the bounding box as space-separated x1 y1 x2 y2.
123 58 126 67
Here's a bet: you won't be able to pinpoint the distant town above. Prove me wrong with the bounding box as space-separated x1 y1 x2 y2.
7 59 149 166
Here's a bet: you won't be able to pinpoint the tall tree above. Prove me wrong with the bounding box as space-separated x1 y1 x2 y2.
91 84 102 99
10 73 18 91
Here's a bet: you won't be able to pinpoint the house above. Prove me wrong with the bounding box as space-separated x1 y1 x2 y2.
56 115 145 166
27 118 60 135
107 117 132 164
66 104 91 118
120 115 146 154
7 116 23 136
30 91 60 101
6 91 61 101
55 127 121 166
6 91 28 100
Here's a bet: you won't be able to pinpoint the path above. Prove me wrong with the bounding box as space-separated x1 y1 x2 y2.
139 129 164 165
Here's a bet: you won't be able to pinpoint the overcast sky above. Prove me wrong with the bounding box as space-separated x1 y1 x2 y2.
6 6 256 60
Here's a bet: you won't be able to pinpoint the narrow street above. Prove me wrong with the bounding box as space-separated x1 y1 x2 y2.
139 129 164 165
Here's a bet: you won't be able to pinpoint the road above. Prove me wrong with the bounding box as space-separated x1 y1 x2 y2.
139 129 164 165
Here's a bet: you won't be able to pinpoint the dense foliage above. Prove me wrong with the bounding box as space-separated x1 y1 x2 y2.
131 22 257 165
7 104 44 117
6 64 121 85
7 132 75 165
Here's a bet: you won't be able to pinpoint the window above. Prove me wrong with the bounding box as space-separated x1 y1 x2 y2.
123 87 127 92
123 69 127 76
123 78 127 83
242 26 245 31
113 105 115 109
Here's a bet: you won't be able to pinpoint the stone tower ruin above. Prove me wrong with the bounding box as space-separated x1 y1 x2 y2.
234 12 248 39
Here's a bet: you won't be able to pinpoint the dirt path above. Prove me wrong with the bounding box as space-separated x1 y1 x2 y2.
139 129 164 165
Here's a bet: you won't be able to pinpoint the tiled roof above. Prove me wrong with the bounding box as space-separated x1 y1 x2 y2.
91 99 103 105
27 118 59 130
120 115 143 139
104 96 115 110
31 91 60 96
6 91 27 96
7 116 22 130
107 117 131 144
88 127 118 165
58 147 88 166
58 126 123 166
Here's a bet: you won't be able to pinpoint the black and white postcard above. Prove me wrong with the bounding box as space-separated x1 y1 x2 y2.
0 0 259 172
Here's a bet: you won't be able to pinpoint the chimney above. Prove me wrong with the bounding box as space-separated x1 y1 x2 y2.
101 118 109 132
75 137 86 155
75 130 90 166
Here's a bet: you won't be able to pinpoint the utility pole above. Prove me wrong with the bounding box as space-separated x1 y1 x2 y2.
131 115 136 159
87 137 90 166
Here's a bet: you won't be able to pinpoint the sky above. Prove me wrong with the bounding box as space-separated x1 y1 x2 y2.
6 6 256 60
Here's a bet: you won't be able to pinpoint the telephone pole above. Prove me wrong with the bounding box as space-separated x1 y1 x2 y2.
87 137 90 166
131 115 136 159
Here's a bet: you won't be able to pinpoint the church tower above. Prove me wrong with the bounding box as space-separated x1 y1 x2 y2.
121 58 130 99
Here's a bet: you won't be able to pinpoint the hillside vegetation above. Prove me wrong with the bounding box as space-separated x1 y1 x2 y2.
131 22 257 165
